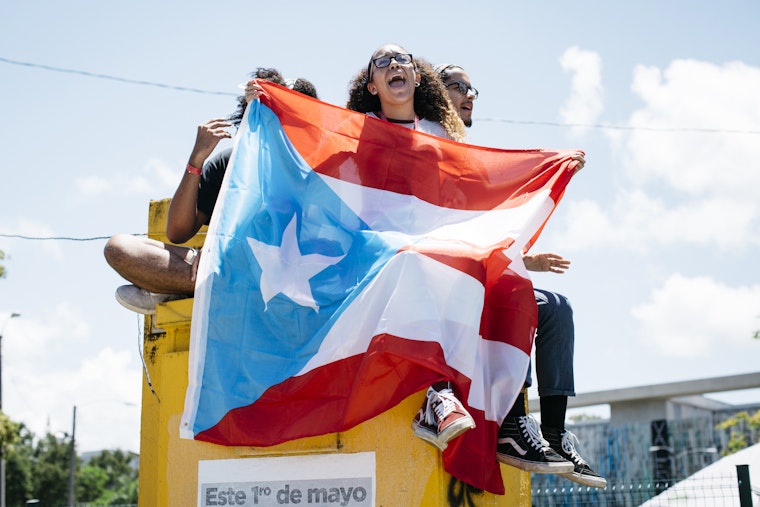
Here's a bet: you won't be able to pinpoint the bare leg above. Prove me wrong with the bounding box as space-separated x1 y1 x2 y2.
104 234 196 294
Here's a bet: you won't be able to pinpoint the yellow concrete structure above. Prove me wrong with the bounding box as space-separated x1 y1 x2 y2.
138 199 531 506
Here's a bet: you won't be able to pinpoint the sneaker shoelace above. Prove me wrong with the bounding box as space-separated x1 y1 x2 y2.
519 415 551 451
561 430 589 466
421 391 438 427
431 388 461 422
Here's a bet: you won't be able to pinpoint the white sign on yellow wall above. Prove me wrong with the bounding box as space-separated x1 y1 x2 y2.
198 452 376 507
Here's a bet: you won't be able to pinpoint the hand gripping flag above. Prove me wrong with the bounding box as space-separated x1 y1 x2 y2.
180 82 581 494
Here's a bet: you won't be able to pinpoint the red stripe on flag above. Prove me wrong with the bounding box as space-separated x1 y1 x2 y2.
260 83 578 212
195 335 467 444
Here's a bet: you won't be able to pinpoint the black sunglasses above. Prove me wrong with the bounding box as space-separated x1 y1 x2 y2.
446 81 479 99
367 53 414 79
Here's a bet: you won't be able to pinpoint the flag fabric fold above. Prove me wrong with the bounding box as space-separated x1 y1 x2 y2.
180 82 579 494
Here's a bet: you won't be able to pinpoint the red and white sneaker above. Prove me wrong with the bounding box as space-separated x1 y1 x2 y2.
411 383 475 450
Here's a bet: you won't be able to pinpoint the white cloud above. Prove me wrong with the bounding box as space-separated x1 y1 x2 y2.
76 157 180 199
76 175 113 196
559 47 604 135
550 192 758 252
550 59 760 252
0 219 65 258
6 303 91 366
2 306 142 452
624 59 760 198
145 157 182 192
6 321 141 452
631 273 760 358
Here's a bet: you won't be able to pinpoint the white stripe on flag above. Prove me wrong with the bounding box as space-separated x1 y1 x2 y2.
296 249 528 422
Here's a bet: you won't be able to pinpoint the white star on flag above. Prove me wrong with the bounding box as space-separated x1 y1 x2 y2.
247 214 345 312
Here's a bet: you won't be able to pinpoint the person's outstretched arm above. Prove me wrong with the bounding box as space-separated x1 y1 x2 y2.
166 118 232 244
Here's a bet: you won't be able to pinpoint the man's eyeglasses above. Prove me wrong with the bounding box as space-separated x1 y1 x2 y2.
446 81 479 99
367 53 414 79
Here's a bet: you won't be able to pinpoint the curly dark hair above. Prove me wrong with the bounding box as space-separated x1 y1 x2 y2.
288 78 319 100
228 67 287 126
346 56 465 141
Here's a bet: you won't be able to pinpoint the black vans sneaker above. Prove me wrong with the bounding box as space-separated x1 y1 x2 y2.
496 415 574 474
543 427 608 488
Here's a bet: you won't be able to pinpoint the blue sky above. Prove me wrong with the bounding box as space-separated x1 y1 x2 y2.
1 1 759 454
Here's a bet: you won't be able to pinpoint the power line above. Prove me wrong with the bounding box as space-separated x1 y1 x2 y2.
478 117 760 135
0 233 144 241
0 232 207 242
0 56 237 97
2 56 758 134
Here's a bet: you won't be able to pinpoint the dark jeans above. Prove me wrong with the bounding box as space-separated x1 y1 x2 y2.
525 288 576 397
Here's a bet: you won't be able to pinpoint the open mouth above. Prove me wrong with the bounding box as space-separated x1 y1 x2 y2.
388 74 407 88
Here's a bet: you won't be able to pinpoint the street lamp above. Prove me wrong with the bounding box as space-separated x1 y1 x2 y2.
66 400 138 507
68 406 76 507
0 312 20 507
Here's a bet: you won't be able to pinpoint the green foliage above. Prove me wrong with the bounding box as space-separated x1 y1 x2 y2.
5 422 34 506
77 465 109 503
1 412 139 506
0 249 5 278
568 413 603 423
715 409 760 456
31 433 74 505
0 411 21 452
80 449 139 504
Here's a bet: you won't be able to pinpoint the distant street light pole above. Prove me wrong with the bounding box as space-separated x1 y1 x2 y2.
0 312 21 507
67 400 137 507
68 405 76 507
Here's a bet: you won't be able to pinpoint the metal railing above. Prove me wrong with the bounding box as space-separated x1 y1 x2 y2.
531 464 755 506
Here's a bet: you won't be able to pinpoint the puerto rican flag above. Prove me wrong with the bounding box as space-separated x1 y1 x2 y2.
180 82 580 494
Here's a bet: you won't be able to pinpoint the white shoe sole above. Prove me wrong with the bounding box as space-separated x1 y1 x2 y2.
497 453 575 474
411 421 448 451
437 416 476 447
115 292 156 315
561 470 608 489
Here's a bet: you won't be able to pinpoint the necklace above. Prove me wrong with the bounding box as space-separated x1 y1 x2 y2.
377 111 419 130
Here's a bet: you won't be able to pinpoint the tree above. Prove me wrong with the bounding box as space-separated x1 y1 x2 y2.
0 411 21 452
0 249 5 278
2 414 32 506
77 465 109 503
568 413 603 423
716 409 760 455
77 449 139 505
0 412 139 506
30 433 76 506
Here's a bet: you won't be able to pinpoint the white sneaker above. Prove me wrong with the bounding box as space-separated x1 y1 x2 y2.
115 285 186 315
411 383 475 451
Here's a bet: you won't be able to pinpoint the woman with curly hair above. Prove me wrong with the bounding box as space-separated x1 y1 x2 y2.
347 43 466 142
347 43 474 449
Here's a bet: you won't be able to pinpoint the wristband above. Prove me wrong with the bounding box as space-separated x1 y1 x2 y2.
186 163 202 175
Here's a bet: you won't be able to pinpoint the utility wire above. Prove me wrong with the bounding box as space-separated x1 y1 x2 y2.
0 233 140 241
3 55 759 135
479 118 760 135
0 56 237 97
0 232 208 242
